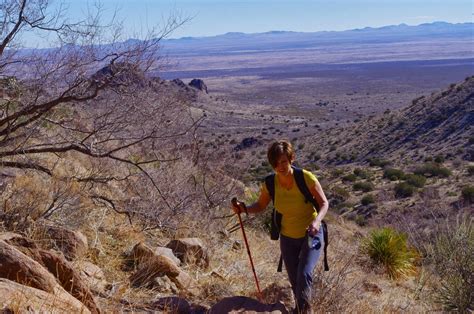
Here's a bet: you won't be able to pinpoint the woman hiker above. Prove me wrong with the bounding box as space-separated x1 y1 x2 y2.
232 140 329 314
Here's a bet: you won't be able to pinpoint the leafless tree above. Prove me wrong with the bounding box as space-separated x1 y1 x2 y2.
0 0 229 229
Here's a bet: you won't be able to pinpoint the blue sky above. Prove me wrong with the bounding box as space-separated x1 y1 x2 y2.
26 0 472 46
69 0 472 38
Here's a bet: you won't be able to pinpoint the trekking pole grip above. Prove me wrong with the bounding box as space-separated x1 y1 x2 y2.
231 197 248 215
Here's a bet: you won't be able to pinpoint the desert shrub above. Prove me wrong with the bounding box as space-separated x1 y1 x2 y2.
342 174 357 182
361 227 418 279
353 168 369 179
404 174 426 188
461 185 474 204
353 182 374 192
333 201 355 213
428 216 473 312
383 168 405 181
361 194 376 205
467 165 474 176
434 154 445 163
331 169 344 177
312 153 321 161
331 187 350 201
355 215 367 226
395 182 416 198
368 158 391 168
414 162 451 178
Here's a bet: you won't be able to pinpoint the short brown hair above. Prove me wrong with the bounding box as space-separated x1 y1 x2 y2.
267 140 295 168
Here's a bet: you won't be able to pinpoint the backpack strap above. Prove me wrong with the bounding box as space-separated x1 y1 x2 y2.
322 221 329 271
292 166 319 210
265 174 275 203
277 255 283 272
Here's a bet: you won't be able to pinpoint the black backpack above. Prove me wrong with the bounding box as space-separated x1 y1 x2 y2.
265 166 329 272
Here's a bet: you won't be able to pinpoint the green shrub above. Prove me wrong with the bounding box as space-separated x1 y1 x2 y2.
368 158 391 168
461 185 474 204
361 227 418 279
404 174 426 188
414 162 451 178
311 153 321 161
342 174 357 182
395 182 416 198
467 165 474 176
331 168 345 176
383 168 405 181
353 168 369 179
429 216 473 312
353 182 374 192
331 186 350 201
361 194 376 205
355 215 367 226
434 154 445 163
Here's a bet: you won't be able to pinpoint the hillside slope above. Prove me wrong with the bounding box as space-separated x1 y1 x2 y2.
313 76 474 164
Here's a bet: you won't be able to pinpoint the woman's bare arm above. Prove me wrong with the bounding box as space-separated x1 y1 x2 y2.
308 180 329 235
232 189 271 214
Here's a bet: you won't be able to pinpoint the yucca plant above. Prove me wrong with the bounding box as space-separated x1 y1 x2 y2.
362 227 419 279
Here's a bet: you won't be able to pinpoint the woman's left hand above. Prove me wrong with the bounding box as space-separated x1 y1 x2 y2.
307 220 321 236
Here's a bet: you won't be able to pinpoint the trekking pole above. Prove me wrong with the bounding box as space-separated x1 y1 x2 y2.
232 197 263 301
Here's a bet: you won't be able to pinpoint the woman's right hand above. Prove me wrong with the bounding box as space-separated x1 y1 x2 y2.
231 198 246 214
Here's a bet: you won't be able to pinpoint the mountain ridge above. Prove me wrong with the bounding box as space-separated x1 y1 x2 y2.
166 21 472 42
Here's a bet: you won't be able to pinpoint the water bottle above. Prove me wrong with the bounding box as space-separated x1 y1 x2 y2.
307 233 321 250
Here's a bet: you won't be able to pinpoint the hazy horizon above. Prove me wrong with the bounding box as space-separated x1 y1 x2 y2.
21 0 472 48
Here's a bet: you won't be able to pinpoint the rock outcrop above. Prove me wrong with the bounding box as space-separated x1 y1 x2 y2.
0 240 60 293
233 137 263 151
38 250 101 314
209 296 288 313
75 260 108 294
188 79 208 93
0 232 100 313
128 242 199 295
37 224 89 260
0 278 91 313
166 238 209 268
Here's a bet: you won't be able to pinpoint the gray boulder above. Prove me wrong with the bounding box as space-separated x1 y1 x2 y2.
188 79 208 93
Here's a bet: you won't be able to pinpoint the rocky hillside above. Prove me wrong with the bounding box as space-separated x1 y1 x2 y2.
310 76 474 165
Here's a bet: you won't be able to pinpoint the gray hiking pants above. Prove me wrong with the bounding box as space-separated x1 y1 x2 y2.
280 227 324 313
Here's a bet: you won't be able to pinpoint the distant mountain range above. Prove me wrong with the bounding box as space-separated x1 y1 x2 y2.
160 22 473 55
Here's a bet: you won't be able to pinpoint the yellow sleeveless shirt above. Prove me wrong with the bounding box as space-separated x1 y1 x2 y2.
262 169 318 239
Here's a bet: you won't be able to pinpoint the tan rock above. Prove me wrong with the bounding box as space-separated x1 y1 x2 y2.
166 238 209 268
0 240 58 293
129 255 181 288
75 260 107 294
38 224 88 260
209 296 288 314
0 240 96 313
169 270 200 296
0 278 91 314
130 242 154 265
154 246 180 266
38 250 101 314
